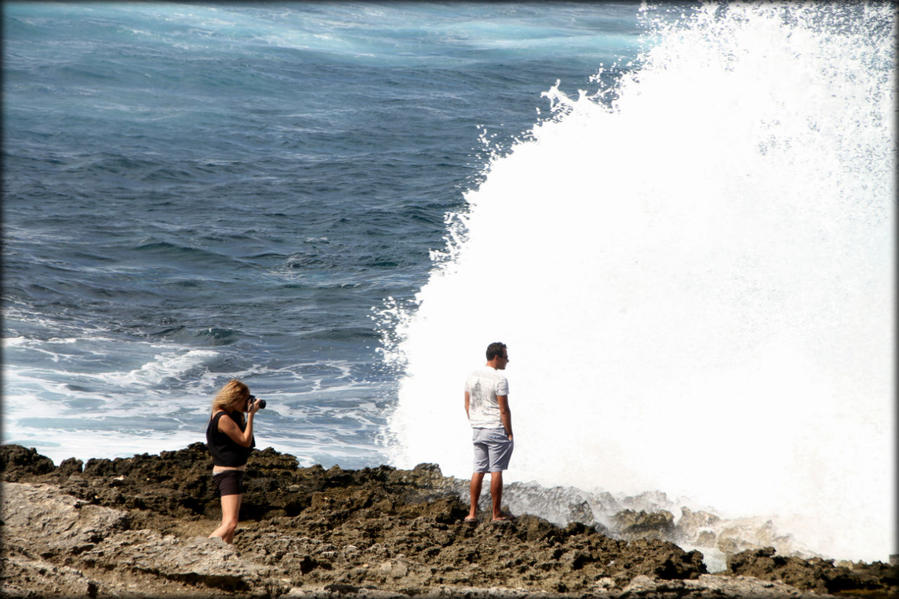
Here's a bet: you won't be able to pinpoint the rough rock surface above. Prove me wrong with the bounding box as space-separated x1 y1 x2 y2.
726 547 899 596
451 476 824 561
2 443 896 598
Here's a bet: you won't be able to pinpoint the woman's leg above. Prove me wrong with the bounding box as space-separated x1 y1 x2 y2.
223 493 242 543
209 493 241 542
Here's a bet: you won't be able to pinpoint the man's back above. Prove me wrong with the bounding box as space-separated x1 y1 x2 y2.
465 366 508 428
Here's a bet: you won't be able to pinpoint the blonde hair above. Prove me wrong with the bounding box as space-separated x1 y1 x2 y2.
211 379 250 415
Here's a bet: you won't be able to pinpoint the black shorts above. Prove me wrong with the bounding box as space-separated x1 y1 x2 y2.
213 470 245 496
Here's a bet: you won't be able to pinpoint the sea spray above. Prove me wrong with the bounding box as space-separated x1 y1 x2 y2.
380 3 895 563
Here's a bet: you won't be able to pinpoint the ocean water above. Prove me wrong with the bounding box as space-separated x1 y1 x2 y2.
3 2 895 564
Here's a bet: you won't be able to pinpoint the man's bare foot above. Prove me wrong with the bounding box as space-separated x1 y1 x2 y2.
491 514 513 522
464 515 478 523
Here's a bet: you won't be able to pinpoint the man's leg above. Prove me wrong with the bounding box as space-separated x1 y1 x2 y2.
490 470 504 520
468 472 485 520
486 428 513 521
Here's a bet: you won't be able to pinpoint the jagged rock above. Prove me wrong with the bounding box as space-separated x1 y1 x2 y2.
621 573 833 598
80 531 275 592
726 546 899 595
675 507 721 546
619 490 674 512
566 500 594 525
0 553 100 598
612 538 707 582
486 482 619 531
715 517 796 555
0 445 55 480
451 477 817 564
57 457 84 475
2 443 896 598
2 482 130 556
2 481 279 596
611 509 675 540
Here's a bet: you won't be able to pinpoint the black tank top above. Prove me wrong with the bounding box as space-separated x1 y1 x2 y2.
206 411 254 467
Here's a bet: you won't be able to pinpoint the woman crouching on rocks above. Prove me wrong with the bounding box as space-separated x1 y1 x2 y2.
206 379 262 543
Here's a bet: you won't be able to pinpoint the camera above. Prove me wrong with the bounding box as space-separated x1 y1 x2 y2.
248 394 266 410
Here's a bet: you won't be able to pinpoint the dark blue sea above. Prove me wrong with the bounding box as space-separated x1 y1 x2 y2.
3 2 644 466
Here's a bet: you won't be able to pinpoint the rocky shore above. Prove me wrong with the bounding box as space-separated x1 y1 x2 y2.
1 443 895 598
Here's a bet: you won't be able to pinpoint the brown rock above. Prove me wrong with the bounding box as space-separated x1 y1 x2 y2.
0 445 56 480
2 482 130 557
726 546 899 596
3 443 896 598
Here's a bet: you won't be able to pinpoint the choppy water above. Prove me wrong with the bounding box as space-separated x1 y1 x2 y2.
3 2 895 564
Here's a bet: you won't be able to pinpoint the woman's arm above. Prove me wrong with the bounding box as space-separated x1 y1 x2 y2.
216 405 258 447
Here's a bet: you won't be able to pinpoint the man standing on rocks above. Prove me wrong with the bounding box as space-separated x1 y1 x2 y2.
464 341 513 523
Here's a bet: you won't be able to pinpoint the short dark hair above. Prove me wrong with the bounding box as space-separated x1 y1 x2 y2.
486 342 507 361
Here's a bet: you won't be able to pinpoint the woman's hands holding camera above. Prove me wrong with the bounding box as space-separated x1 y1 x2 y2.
247 395 266 414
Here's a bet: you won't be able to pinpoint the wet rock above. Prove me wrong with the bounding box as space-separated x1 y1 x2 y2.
611 509 675 540
487 481 620 531
715 518 796 555
620 490 675 513
726 546 899 596
566 500 593 525
674 507 721 546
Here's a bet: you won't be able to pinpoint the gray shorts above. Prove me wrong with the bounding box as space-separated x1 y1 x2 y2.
472 427 514 472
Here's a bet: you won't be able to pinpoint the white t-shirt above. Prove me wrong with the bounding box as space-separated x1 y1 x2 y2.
465 366 509 428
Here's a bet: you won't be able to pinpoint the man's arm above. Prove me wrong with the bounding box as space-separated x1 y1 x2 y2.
497 395 512 440
464 391 470 420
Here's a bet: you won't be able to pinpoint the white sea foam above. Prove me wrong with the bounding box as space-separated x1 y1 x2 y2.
3 344 388 469
383 3 895 562
3 429 206 466
99 349 219 387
